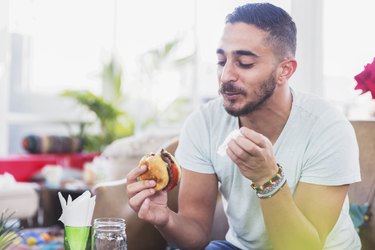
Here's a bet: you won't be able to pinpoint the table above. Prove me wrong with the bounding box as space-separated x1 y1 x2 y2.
9 226 64 250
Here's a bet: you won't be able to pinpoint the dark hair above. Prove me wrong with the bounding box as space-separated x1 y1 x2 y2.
226 3 296 58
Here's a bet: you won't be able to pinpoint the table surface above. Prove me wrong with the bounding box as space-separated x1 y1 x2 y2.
10 227 64 250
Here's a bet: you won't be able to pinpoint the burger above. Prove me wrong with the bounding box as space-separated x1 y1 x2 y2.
137 148 181 192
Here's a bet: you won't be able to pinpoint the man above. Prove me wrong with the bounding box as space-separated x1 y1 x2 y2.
126 3 361 249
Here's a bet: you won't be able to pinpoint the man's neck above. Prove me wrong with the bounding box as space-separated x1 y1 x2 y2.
239 88 293 144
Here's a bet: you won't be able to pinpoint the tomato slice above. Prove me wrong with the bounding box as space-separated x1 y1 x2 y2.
165 164 180 192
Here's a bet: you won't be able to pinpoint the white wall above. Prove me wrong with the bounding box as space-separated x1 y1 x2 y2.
291 0 323 95
0 0 9 155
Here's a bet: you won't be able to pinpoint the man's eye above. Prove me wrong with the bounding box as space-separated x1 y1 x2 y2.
238 62 254 69
217 60 226 66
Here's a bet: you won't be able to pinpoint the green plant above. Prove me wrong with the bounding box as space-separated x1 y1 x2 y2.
101 56 123 105
62 90 134 152
137 38 195 128
62 57 134 152
142 96 192 128
139 38 194 81
0 211 21 249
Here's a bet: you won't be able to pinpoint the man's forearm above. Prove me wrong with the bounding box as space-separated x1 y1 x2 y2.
260 184 322 250
155 209 211 250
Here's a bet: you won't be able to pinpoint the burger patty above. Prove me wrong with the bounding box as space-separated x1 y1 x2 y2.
161 149 174 188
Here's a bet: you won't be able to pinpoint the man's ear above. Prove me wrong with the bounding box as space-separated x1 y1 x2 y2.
277 58 297 83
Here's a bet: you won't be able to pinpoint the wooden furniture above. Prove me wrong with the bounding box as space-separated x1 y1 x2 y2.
349 120 375 250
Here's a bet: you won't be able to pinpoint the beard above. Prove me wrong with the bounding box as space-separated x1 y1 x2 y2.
219 73 277 117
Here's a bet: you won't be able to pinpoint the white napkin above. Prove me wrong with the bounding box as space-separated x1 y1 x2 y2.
217 129 243 157
58 191 96 227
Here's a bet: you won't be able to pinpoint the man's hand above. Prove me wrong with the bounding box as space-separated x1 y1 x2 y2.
226 127 278 185
126 165 170 227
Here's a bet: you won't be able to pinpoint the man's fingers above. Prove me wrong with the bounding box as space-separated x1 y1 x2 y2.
128 188 156 212
138 198 151 220
126 164 158 213
127 179 156 197
126 164 148 184
235 136 261 157
228 135 261 161
226 141 250 170
239 127 270 148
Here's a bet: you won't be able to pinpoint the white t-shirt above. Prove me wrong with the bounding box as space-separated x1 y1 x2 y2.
175 89 361 250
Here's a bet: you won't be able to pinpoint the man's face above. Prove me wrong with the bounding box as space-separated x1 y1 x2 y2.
216 22 277 116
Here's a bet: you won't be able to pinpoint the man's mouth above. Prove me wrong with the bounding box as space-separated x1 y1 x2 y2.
219 83 245 98
223 91 241 96
222 91 243 102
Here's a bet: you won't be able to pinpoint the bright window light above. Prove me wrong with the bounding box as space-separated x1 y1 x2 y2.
323 0 375 118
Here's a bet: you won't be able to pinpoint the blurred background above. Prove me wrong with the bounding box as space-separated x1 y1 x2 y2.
1 0 375 155
2 2 375 248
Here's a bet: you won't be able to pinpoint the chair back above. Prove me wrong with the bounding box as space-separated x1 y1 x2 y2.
349 120 375 250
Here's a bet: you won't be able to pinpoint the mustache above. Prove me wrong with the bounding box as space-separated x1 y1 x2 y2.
219 83 246 95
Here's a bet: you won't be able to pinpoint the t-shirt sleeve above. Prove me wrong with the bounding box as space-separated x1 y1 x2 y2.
175 108 215 174
300 120 361 185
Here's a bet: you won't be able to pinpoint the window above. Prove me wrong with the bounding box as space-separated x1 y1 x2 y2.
6 0 289 154
3 0 199 154
9 0 366 155
322 0 375 118
9 0 117 95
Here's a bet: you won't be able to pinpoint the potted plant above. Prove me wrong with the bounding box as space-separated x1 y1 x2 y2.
0 211 22 249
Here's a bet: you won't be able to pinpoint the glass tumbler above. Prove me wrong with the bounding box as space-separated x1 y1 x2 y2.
92 218 127 250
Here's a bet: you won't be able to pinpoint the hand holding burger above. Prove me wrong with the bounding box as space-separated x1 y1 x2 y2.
137 148 181 192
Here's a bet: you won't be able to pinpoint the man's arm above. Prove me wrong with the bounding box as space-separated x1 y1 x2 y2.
157 168 219 249
226 127 350 250
127 165 218 250
260 182 348 250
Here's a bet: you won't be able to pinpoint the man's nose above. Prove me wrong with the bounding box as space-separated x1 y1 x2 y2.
219 62 238 84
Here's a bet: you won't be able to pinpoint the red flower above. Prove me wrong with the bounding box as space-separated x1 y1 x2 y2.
355 57 375 99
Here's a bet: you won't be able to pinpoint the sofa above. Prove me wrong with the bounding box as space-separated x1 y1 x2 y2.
348 120 375 250
0 177 40 223
92 120 375 250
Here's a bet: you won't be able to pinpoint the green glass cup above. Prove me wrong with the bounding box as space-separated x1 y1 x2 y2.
64 226 91 250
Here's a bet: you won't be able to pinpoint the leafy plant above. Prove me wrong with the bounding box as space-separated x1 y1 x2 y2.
62 90 134 152
62 57 134 152
139 38 194 80
101 57 123 105
137 38 195 128
142 96 192 128
0 210 22 249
